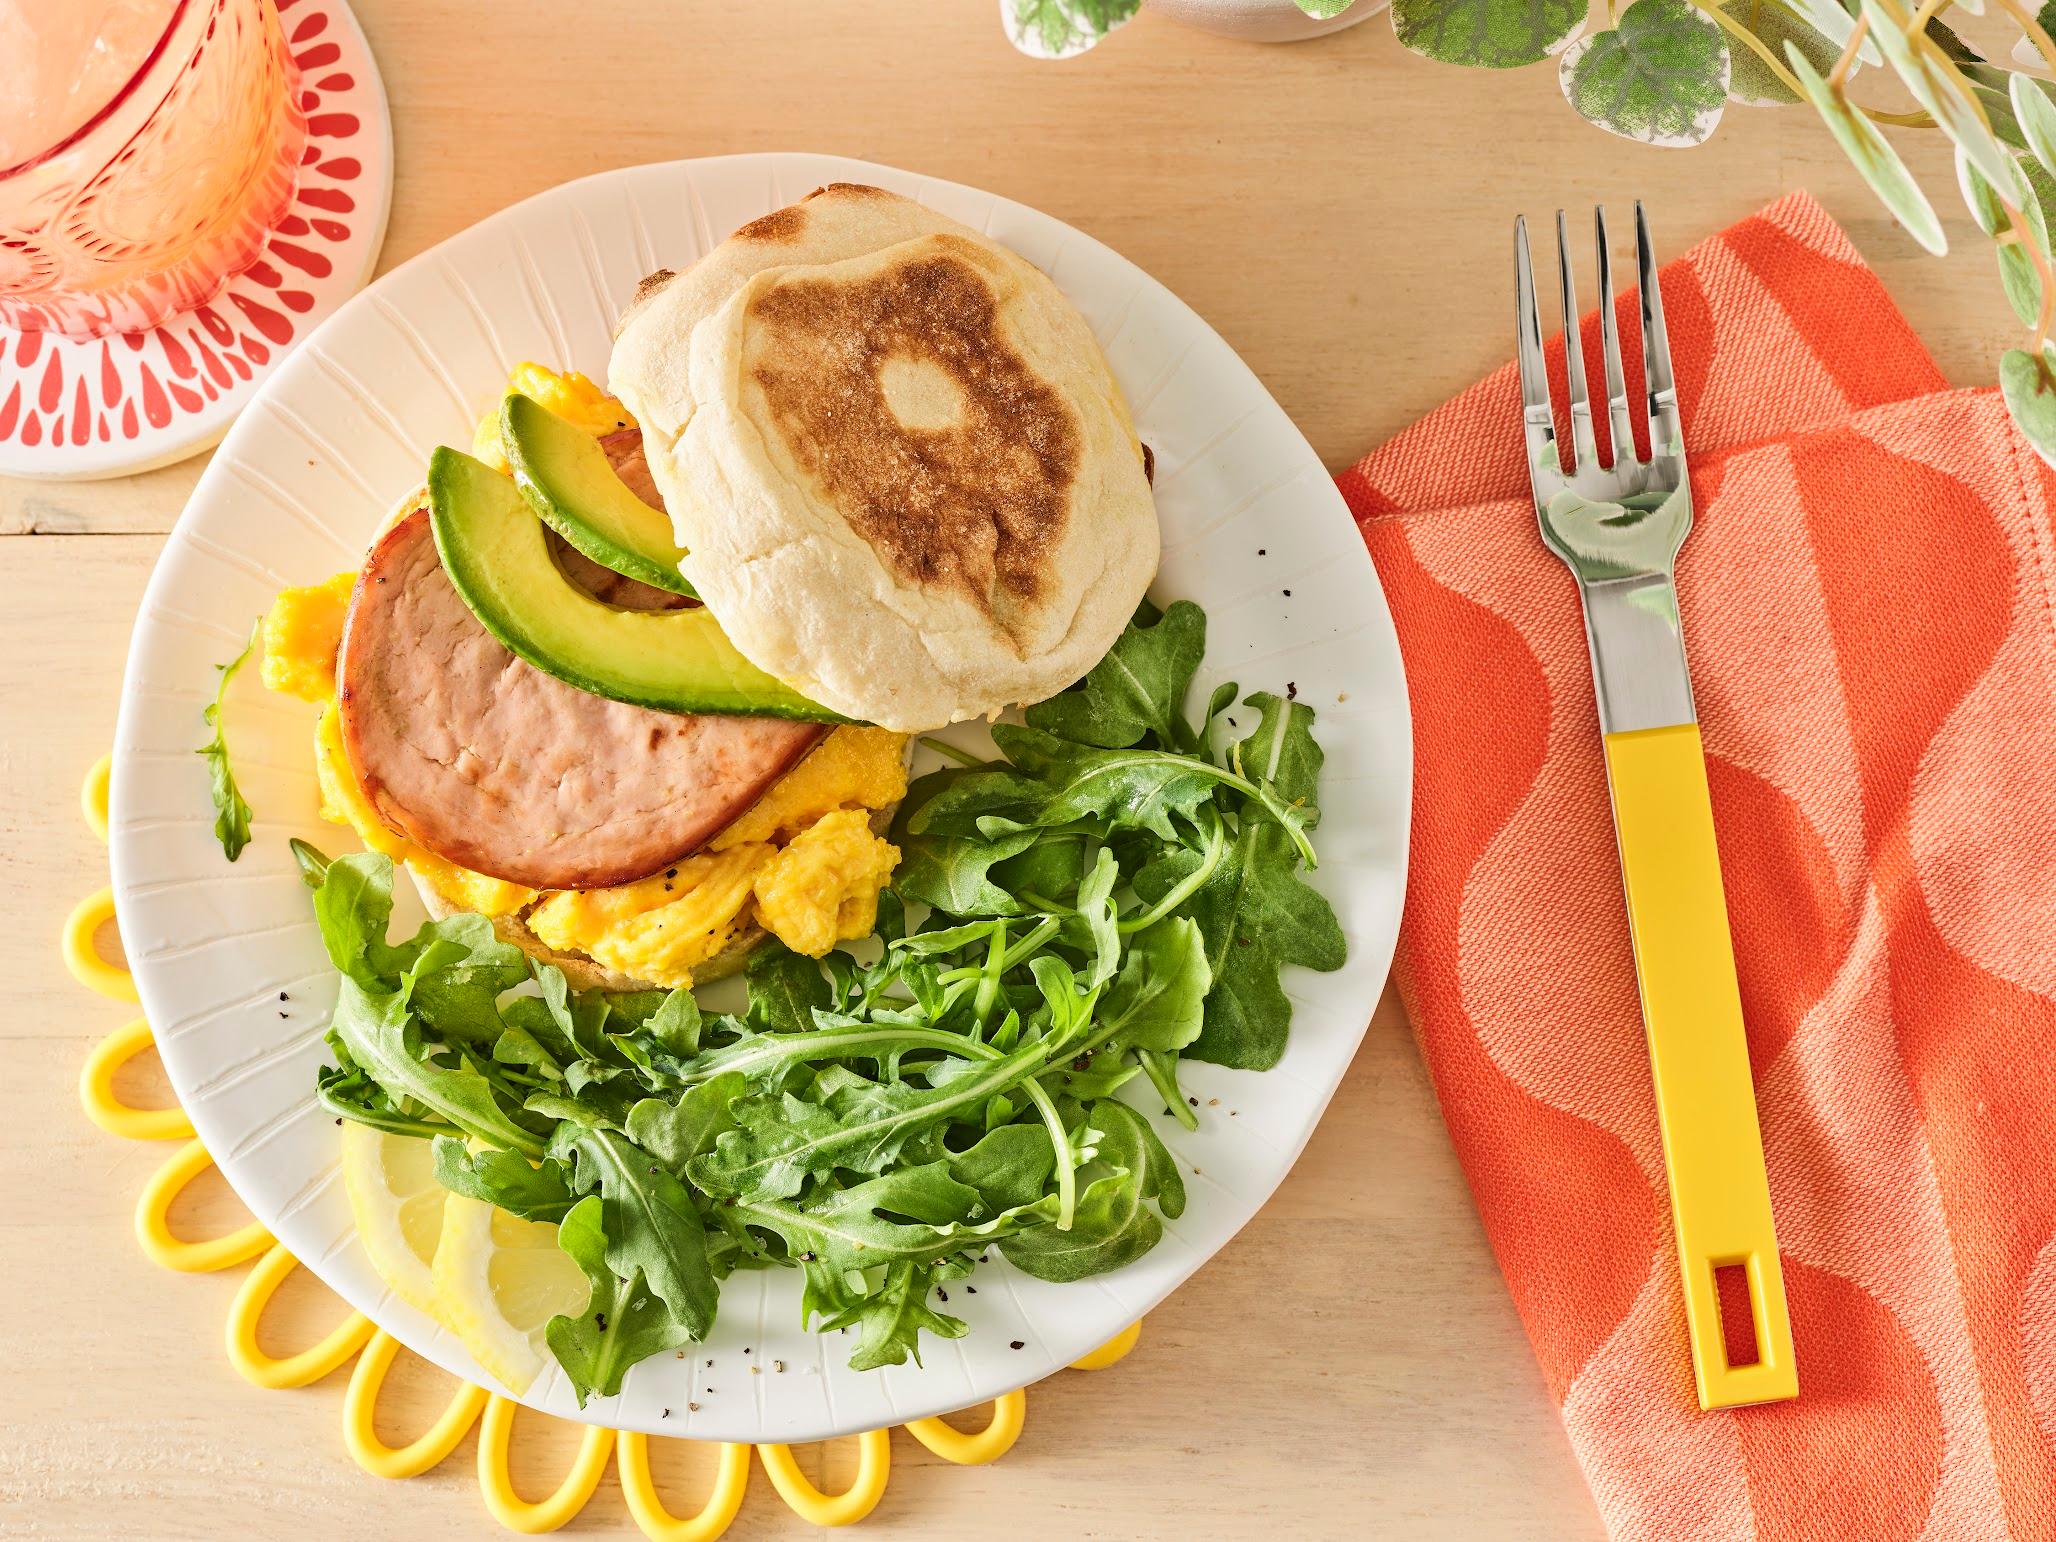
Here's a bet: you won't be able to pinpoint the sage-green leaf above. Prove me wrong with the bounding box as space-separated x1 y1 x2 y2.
1296 0 1360 14
1956 146 2047 325
2013 71 2056 178
2001 343 2056 466
1861 0 2014 190
1723 0 1840 105
1560 0 1729 146
1786 46 1947 255
1393 0 1585 68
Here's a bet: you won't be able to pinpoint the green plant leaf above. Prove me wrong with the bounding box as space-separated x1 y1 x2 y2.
2001 342 2056 465
432 1137 576 1222
1393 0 1585 66
198 621 258 861
1559 0 1729 146
1000 1102 1184 1281
689 1038 1057 1201
1099 917 1211 1055
545 1195 695 1406
990 724 1239 843
548 1122 720 1333
1723 0 1841 105
1023 599 1207 750
1134 696 1344 1069
1006 0 1140 59
1786 46 1948 255
1296 0 1361 14
2013 71 2056 179
1861 0 2014 191
743 946 831 1036
623 1073 746 1170
1956 146 2047 325
819 1260 969 1371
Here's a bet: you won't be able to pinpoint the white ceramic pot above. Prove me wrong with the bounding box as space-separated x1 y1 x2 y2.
1149 0 1384 43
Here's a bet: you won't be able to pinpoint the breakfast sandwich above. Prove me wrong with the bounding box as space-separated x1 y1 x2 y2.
256 185 1158 992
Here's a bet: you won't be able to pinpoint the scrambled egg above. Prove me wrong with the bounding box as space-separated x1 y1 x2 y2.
471 362 633 473
752 809 901 958
260 572 354 703
528 844 772 985
259 363 905 989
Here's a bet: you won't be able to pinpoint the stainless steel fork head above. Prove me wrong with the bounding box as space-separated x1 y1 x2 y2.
1516 203 1696 735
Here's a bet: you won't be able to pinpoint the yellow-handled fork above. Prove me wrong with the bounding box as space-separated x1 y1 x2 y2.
1513 204 1796 1411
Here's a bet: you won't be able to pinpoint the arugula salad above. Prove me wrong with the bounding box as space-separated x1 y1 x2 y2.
304 600 1344 1401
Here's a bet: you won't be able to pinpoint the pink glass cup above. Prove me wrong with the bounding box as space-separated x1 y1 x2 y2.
0 0 307 337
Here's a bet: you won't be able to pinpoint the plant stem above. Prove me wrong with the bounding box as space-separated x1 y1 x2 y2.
918 737 985 769
1830 12 1870 94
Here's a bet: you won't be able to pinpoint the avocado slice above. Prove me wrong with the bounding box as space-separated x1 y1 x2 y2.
428 447 844 723
501 391 697 599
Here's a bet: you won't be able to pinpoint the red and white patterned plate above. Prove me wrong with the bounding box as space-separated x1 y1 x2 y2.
0 0 391 482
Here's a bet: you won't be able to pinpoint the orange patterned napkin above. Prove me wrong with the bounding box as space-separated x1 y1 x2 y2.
1338 192 2056 1542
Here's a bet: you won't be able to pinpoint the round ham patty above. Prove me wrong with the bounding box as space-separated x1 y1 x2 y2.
336 501 825 890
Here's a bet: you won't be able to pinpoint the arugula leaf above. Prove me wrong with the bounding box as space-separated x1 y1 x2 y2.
1133 698 1344 1069
822 1261 969 1372
548 1122 720 1332
1099 917 1211 1055
545 1195 697 1406
624 1073 744 1170
433 1137 575 1222
949 1124 1058 1213
198 621 258 861
744 946 831 1035
1001 1101 1184 1282
990 725 1228 843
328 975 547 1156
690 1038 1056 1201
890 824 1037 916
1024 599 1206 749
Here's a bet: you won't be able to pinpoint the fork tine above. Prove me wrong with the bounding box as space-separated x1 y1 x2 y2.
1514 217 1559 478
1555 211 1597 473
1595 206 1636 466
1635 201 1683 462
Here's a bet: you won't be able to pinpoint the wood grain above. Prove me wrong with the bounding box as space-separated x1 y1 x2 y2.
0 1 2021 1537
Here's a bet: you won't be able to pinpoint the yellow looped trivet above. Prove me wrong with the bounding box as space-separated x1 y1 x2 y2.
1067 1317 1142 1370
902 1389 1027 1464
756 1429 892 1527
69 753 1152 1534
226 1241 376 1388
64 885 138 1002
79 1015 193 1140
619 1433 752 1541
134 1137 274 1273
345 1329 490 1479
477 1393 617 1534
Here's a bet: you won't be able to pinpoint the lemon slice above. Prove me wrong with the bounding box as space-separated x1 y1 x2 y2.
432 1189 589 1395
340 1121 447 1317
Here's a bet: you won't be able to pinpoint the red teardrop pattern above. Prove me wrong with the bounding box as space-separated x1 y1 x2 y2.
0 0 373 455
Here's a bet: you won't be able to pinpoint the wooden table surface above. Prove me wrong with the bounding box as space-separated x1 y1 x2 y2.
0 3 2019 1537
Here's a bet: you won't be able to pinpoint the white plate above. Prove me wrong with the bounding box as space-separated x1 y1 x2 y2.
110 153 1412 1443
